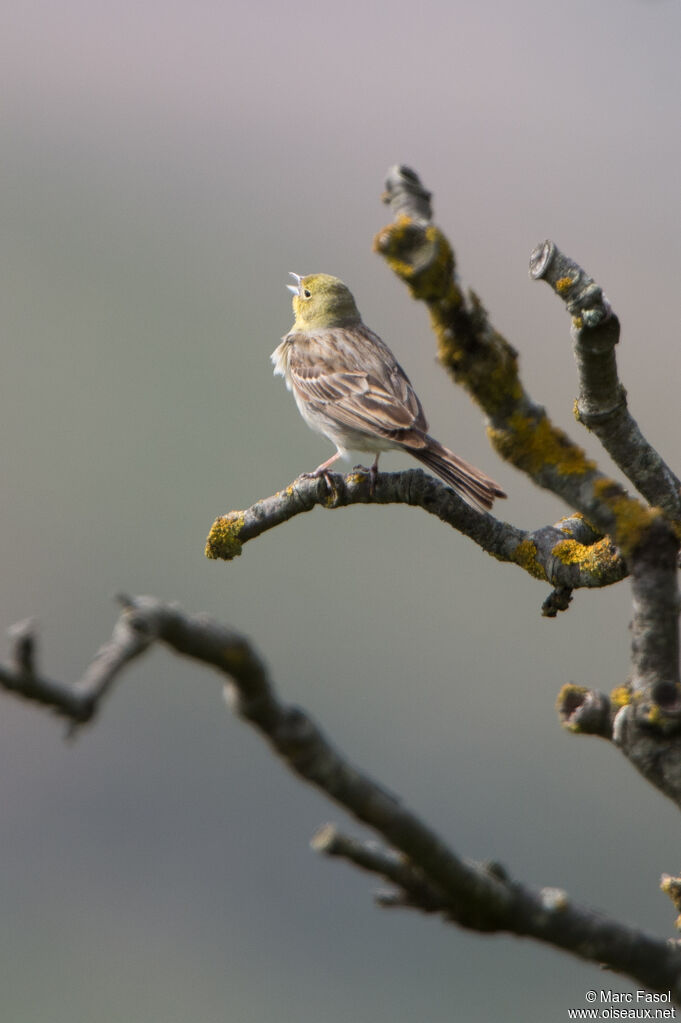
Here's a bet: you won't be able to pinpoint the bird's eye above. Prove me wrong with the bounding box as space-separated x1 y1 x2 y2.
303 289 311 298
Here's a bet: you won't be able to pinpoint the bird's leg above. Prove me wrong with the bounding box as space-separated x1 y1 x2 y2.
369 454 380 495
301 451 341 477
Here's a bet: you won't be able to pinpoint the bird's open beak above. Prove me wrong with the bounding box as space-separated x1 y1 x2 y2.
287 272 302 296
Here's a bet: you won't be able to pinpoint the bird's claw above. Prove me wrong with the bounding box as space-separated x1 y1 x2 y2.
300 468 339 500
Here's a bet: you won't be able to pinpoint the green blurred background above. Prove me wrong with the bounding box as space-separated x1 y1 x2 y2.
2 1 681 1019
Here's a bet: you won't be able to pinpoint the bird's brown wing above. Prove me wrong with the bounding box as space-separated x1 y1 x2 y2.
285 325 429 445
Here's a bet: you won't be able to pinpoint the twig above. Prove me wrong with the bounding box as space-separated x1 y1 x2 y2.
312 823 452 914
0 601 153 724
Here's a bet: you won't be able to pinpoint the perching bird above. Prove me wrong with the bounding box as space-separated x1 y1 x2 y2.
271 273 506 512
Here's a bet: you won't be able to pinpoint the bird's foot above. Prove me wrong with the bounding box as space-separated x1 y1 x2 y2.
300 468 339 500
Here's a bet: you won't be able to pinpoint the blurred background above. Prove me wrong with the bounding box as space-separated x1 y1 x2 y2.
2 1 681 1019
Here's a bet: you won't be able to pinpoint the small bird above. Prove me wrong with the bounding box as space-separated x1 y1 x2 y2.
271 273 506 512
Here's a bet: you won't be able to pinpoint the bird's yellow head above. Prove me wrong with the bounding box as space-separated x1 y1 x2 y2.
288 273 361 331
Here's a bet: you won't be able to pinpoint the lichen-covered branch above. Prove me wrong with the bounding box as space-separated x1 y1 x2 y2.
611 516 681 800
556 513 681 807
530 241 681 521
558 675 681 809
375 167 667 555
208 167 672 600
555 488 681 804
2 596 680 998
205 469 627 599
377 165 681 798
527 242 681 793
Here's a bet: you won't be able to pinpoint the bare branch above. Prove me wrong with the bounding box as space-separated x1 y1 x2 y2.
629 521 680 696
0 595 268 727
8 618 37 674
2 595 681 998
205 469 627 597
312 824 448 915
382 164 433 224
530 240 681 521
541 587 572 617
0 601 153 724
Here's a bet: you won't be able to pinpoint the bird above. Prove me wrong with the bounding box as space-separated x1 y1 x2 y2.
271 273 506 512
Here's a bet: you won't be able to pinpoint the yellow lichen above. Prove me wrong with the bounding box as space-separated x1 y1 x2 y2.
489 412 595 478
551 537 620 580
556 683 589 732
555 276 575 294
375 217 523 418
551 540 584 565
374 218 456 299
513 539 547 580
592 479 659 555
639 697 681 735
205 511 245 560
556 513 586 533
660 875 681 923
609 685 632 708
557 682 589 704
644 702 665 726
441 333 522 416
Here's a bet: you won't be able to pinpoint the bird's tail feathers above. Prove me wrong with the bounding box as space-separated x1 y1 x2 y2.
413 440 506 512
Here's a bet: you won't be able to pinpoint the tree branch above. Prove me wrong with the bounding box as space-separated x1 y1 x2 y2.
208 167 674 612
610 514 681 801
2 596 681 999
0 606 153 724
376 167 669 556
530 240 681 521
311 824 449 915
205 469 627 602
527 242 681 799
557 671 681 810
377 166 681 805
